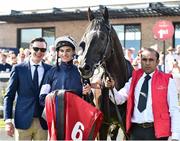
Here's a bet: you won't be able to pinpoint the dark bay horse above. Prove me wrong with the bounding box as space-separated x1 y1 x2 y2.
78 7 133 140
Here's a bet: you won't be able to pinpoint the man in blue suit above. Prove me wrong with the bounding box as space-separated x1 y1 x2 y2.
4 37 52 140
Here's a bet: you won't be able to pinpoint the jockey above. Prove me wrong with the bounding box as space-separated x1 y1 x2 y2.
39 36 91 106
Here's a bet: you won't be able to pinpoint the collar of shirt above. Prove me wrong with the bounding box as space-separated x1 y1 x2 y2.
142 71 154 79
29 58 43 67
29 58 44 85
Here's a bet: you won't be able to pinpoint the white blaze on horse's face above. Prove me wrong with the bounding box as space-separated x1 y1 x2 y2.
85 30 96 49
79 24 110 79
79 10 111 79
78 30 98 78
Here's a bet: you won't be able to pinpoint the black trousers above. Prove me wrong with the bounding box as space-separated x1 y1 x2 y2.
129 123 169 140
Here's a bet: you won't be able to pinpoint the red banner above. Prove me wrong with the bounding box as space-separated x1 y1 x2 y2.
45 90 103 140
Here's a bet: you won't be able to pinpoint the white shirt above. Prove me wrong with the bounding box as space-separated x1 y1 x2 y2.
30 59 44 86
109 72 180 140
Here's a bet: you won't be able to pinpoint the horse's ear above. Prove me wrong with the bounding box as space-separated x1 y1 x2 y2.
103 7 109 23
88 7 95 21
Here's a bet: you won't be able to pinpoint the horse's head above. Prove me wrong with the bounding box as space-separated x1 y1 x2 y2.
79 7 113 79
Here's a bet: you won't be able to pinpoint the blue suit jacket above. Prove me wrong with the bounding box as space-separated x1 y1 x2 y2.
4 61 52 129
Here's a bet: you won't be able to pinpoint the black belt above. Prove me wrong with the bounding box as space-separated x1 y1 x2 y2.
133 122 154 128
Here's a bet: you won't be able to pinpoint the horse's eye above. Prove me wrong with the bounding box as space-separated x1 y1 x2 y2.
79 41 86 51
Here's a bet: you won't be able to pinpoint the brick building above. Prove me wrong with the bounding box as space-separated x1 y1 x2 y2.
0 1 180 55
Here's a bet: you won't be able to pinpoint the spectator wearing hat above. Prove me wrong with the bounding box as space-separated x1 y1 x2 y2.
170 59 180 74
165 46 178 73
39 36 92 106
166 46 180 74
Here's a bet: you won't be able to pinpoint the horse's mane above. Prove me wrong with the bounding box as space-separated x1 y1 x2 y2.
105 27 129 90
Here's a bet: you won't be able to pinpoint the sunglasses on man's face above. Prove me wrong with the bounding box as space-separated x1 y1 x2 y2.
33 47 46 53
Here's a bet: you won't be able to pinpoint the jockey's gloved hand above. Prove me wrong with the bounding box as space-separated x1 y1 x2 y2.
82 79 92 95
83 79 90 86
83 83 91 95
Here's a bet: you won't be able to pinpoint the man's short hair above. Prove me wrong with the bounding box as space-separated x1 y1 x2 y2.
30 37 47 46
142 48 159 60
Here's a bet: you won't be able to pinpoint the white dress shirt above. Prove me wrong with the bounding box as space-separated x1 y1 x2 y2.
30 59 44 86
109 72 180 140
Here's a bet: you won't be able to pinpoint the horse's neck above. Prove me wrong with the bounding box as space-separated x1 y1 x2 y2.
105 49 128 90
105 64 119 90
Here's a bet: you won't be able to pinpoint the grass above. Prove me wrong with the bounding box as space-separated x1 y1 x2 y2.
0 118 5 128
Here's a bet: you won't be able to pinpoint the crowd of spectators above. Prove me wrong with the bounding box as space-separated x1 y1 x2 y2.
0 44 180 75
124 45 180 102
0 45 180 75
124 45 180 74
0 46 56 73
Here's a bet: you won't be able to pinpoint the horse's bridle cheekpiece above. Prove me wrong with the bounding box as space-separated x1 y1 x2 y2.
93 19 114 72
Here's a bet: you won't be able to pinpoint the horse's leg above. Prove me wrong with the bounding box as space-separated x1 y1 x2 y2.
92 80 112 140
98 88 112 140
92 85 105 140
109 124 119 140
98 123 109 140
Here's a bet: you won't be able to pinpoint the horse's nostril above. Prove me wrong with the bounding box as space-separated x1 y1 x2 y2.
79 64 93 79
84 65 91 71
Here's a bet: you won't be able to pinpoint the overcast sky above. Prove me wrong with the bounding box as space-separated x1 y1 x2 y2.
0 0 177 13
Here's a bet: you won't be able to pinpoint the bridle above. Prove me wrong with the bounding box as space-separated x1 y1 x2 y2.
100 24 113 65
92 20 114 72
79 18 114 79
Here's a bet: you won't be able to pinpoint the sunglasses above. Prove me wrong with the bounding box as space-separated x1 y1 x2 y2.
33 47 46 52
